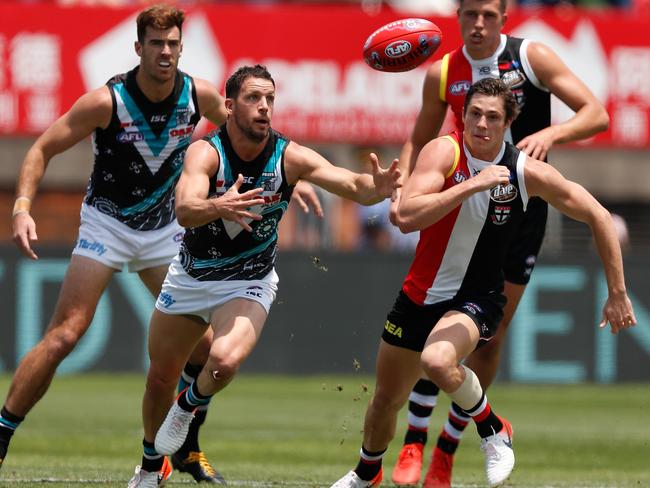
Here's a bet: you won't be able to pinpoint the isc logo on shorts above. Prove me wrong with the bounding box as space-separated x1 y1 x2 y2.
384 320 403 338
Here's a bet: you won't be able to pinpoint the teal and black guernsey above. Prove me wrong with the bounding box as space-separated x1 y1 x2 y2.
179 126 294 281
85 67 201 230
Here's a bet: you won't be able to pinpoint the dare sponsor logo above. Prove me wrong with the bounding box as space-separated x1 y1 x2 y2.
490 183 517 203
501 69 525 89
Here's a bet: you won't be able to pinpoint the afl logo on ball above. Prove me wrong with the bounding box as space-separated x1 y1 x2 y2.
490 183 517 203
385 40 412 58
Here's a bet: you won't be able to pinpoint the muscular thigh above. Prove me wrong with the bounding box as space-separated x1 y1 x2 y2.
423 311 481 366
209 298 268 363
148 308 208 374
138 264 169 297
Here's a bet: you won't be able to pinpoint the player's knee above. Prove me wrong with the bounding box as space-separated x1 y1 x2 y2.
421 350 456 391
206 354 240 382
146 366 179 396
43 326 84 360
370 387 405 414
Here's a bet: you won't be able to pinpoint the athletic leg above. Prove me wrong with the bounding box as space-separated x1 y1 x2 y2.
422 311 514 487
155 298 268 456
332 340 422 488
137 265 218 482
423 281 522 487
0 256 114 468
137 308 207 479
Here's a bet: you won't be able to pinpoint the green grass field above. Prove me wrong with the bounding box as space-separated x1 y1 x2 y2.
0 374 648 487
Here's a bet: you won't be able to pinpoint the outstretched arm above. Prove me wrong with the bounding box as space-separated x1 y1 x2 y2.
12 87 112 259
284 142 400 206
525 158 636 333
517 42 609 160
175 140 265 230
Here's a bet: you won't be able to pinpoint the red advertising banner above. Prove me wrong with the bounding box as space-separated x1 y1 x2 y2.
0 4 647 146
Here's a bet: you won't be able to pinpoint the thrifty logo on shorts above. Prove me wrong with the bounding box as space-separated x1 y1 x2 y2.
76 238 107 256
384 320 403 338
157 292 176 308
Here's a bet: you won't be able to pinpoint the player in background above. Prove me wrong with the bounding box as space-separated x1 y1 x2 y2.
125 64 400 488
390 0 610 486
0 5 320 484
331 77 635 488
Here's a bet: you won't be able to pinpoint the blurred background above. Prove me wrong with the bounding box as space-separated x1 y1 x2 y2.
0 0 648 383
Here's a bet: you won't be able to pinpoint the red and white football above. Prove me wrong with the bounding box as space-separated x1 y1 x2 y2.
363 18 443 73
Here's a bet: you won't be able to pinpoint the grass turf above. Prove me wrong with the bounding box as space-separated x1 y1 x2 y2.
0 374 648 487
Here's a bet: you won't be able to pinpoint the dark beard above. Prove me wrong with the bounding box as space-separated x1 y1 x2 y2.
234 114 268 143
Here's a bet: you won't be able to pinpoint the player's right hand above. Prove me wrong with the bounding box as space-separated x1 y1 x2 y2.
12 213 38 260
472 165 511 191
217 174 265 232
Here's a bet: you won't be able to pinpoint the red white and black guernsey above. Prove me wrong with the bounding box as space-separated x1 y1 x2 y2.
440 34 551 146
402 131 529 307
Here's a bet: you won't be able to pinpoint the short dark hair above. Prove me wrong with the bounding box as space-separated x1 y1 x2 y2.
225 65 275 99
463 78 519 123
136 4 185 43
458 0 507 14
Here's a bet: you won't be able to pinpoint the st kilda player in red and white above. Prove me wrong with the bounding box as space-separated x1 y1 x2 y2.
330 78 636 488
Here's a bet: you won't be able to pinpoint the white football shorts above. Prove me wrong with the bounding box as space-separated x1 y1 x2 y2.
72 203 185 272
155 255 279 322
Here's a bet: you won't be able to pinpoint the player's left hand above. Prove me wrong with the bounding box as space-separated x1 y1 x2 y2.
292 180 324 217
599 291 636 334
369 153 402 199
516 126 557 161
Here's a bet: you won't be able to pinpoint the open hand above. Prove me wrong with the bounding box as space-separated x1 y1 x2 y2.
217 174 265 231
369 153 402 199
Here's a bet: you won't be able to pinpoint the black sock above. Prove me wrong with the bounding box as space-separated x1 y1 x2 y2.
354 446 385 480
0 406 24 456
177 381 211 413
465 396 503 439
178 363 203 394
141 439 164 473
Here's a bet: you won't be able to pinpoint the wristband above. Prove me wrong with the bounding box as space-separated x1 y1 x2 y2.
12 197 31 217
